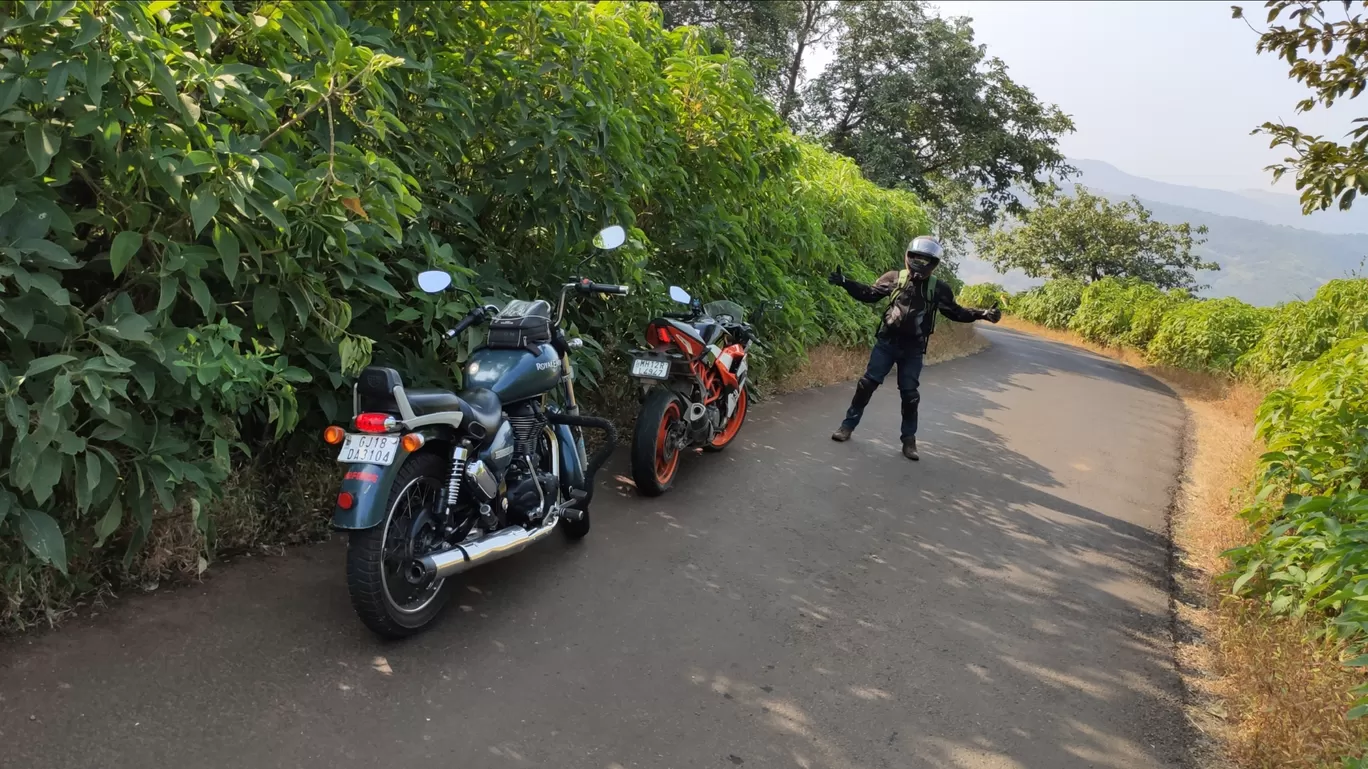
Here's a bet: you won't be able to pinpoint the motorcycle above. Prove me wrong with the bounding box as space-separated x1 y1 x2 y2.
627 285 778 496
325 226 630 638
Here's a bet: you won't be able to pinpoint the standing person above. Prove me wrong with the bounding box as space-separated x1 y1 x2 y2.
828 236 1000 460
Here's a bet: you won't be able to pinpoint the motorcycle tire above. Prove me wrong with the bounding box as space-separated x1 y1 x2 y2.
631 388 684 497
346 451 455 639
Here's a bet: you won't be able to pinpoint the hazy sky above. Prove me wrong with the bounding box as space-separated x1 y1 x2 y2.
808 1 1358 192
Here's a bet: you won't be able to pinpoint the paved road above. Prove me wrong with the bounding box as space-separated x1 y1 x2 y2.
1 327 1190 769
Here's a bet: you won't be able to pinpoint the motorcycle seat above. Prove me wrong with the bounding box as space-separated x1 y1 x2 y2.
458 387 503 434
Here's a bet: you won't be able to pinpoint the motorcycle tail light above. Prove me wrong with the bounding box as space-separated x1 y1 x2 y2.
655 326 672 345
337 492 355 510
356 413 396 433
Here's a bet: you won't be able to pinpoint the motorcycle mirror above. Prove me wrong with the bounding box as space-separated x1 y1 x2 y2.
593 225 626 251
417 270 453 294
669 286 691 305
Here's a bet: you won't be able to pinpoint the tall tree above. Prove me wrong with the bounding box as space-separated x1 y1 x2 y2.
975 186 1217 290
1234 1 1368 213
803 1 1075 226
656 0 838 122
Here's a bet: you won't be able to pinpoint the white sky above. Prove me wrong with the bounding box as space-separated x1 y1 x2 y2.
805 0 1358 192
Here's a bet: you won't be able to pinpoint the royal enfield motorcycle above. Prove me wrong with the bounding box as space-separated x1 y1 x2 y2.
627 286 778 496
325 226 629 638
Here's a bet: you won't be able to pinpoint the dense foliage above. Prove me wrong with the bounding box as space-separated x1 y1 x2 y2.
976 185 1216 290
955 282 1007 310
1238 279 1368 381
1147 299 1273 373
1008 278 1084 330
1234 1 1368 214
0 0 933 625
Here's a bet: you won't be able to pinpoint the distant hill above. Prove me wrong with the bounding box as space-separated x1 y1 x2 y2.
955 160 1368 306
1071 159 1368 236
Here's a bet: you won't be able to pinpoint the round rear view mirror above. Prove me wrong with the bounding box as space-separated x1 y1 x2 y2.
593 225 627 250
417 270 453 293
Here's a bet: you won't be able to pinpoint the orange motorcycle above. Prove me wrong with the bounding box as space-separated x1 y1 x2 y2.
627 286 778 496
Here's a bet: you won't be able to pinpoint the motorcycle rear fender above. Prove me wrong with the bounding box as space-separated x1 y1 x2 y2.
330 425 461 530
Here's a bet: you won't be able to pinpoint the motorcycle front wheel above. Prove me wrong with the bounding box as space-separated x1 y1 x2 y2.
704 386 748 452
346 452 458 638
631 388 684 497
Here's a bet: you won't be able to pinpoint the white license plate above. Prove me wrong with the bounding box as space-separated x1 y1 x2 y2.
632 358 670 379
337 434 401 466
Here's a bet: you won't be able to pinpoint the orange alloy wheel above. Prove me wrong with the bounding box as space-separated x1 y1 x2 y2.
655 400 683 484
708 388 748 449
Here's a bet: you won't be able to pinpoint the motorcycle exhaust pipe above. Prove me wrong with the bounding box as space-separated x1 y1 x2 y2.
411 519 560 585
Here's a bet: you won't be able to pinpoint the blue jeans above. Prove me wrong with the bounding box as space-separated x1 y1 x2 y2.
841 338 924 440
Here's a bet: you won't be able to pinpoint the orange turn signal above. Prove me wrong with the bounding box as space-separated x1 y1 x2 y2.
323 425 346 445
401 433 425 453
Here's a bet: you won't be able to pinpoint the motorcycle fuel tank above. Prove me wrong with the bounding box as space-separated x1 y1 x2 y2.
465 345 562 404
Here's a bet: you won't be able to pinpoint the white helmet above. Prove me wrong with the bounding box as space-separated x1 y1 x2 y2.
906 236 943 264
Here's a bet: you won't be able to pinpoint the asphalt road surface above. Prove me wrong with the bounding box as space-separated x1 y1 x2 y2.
1 327 1190 769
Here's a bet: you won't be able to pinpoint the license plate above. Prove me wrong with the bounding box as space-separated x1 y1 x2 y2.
337 434 401 466
631 358 670 379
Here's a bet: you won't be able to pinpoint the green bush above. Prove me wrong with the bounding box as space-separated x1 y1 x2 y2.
0 0 933 626
1237 278 1368 381
1226 334 1368 657
957 282 1008 310
1146 298 1272 372
1010 279 1084 329
1124 287 1192 351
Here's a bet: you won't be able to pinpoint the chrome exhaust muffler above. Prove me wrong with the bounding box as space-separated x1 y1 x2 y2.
413 517 560 584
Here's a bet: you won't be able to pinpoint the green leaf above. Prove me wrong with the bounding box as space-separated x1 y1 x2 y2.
24 354 76 377
18 508 67 574
44 62 69 104
132 364 155 398
86 50 112 108
191 14 217 51
213 223 240 283
355 271 401 298
72 11 102 47
77 451 101 512
109 231 142 276
109 314 153 343
190 186 219 236
1349 703 1368 721
0 78 23 113
94 495 122 547
254 285 280 325
17 238 76 268
188 275 213 318
24 122 59 176
0 185 14 216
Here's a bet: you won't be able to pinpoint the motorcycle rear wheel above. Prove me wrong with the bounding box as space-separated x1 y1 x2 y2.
631 388 684 497
346 452 457 638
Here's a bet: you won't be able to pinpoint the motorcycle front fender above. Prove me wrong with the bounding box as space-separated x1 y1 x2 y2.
330 425 459 530
555 421 587 493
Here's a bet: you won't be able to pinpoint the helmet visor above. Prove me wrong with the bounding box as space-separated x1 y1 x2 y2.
906 254 937 272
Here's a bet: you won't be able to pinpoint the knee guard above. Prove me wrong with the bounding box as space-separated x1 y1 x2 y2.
850 376 880 410
900 390 920 416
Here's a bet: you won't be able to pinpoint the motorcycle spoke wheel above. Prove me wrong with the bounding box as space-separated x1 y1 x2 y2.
380 476 445 614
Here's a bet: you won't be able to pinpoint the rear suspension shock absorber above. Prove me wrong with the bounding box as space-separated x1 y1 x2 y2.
445 444 470 517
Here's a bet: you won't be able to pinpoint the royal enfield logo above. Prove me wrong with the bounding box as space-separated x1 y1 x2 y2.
536 359 561 371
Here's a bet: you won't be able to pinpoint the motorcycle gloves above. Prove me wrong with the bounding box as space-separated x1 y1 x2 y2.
977 307 1002 323
828 270 845 286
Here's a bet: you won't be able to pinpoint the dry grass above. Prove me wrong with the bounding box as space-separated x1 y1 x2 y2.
774 323 987 394
1002 318 1368 769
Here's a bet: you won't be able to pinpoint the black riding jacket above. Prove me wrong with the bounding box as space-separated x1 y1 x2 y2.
838 271 980 346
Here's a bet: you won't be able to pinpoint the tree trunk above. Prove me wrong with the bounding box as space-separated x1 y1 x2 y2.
781 1 820 122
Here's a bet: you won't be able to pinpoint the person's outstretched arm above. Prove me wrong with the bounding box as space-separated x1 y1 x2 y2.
935 282 1000 323
829 270 898 304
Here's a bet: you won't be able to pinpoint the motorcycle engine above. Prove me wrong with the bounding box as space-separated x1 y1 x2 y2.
505 469 559 524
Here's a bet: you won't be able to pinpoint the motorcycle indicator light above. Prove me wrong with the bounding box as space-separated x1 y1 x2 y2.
401 433 425 453
356 413 395 433
323 425 346 445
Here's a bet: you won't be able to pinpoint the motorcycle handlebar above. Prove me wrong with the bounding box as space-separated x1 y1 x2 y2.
573 278 629 296
449 306 487 337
